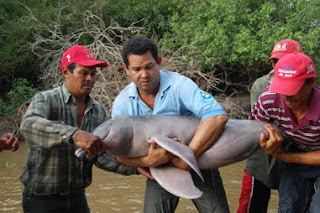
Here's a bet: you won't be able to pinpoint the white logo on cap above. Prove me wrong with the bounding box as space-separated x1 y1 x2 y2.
278 66 297 78
274 43 287 52
84 49 94 59
307 64 315 74
67 54 71 62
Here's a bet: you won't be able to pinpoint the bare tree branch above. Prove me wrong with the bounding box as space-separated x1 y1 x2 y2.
25 7 250 118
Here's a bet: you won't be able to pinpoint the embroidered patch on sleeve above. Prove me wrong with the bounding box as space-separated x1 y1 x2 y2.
200 91 212 99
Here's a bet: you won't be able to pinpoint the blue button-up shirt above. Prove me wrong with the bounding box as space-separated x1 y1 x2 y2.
112 70 226 118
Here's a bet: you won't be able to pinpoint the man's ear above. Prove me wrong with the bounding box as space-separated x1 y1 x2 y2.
157 56 162 65
61 66 69 77
312 76 318 87
123 63 130 75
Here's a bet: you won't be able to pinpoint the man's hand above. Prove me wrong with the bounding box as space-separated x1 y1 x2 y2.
260 124 286 159
137 167 154 179
169 137 191 170
114 139 174 168
171 156 191 171
0 133 19 152
142 139 174 167
72 130 107 158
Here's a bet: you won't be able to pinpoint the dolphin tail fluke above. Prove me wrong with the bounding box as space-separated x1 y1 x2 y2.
151 135 203 182
150 165 203 199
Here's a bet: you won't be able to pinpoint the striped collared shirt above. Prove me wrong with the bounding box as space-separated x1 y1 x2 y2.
250 86 320 151
20 83 137 196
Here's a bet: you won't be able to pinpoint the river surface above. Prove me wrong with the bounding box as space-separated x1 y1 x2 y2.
0 142 278 213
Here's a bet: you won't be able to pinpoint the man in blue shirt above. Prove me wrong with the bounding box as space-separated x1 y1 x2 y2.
112 36 230 213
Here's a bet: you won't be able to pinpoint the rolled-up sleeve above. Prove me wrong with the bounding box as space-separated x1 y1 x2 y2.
20 93 78 149
95 152 138 175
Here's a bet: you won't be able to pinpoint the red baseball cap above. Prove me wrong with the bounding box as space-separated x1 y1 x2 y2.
268 39 302 62
269 52 316 96
59 45 108 70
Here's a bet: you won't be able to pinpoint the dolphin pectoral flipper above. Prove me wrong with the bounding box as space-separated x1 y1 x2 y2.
150 164 203 199
151 135 203 182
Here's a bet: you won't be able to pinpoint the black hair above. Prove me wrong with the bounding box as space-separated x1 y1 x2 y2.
270 59 278 64
67 63 76 73
305 78 313 85
122 36 158 67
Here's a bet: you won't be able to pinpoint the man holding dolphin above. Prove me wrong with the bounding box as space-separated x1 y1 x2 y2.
238 39 303 213
112 36 230 213
249 52 320 212
19 45 138 212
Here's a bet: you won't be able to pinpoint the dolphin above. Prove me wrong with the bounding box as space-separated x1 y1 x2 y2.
75 115 270 199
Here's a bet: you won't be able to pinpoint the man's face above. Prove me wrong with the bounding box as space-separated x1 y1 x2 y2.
123 51 161 95
63 64 97 97
281 80 315 110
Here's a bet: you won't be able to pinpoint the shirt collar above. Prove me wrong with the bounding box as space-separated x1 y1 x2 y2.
267 70 275 84
158 70 171 98
305 86 320 120
62 83 73 104
127 82 139 99
61 83 94 107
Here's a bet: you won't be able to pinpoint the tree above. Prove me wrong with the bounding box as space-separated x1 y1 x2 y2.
162 0 320 93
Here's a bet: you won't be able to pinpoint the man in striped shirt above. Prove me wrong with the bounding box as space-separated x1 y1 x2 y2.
251 52 319 212
20 45 137 213
238 39 303 213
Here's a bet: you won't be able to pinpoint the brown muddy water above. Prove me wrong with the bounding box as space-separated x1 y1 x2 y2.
0 142 278 213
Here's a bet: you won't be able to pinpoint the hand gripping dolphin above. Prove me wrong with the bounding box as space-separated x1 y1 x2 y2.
75 115 270 199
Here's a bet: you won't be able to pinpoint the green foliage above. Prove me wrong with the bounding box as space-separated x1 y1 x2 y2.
162 0 320 71
0 0 105 97
0 0 39 96
0 0 181 97
99 0 180 37
1 0 319 102
0 78 38 116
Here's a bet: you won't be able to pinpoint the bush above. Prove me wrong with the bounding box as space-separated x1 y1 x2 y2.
161 0 320 92
0 78 37 116
0 0 40 97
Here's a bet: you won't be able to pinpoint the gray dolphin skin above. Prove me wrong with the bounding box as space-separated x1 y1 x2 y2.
75 115 269 199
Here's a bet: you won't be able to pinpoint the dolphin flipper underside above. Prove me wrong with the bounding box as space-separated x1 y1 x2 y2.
150 165 203 199
151 135 203 181
150 135 203 199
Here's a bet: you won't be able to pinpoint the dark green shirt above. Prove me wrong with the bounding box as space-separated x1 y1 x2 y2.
246 70 283 189
20 83 137 196
250 70 274 108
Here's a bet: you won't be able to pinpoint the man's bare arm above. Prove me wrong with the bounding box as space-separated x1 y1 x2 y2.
171 115 228 170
